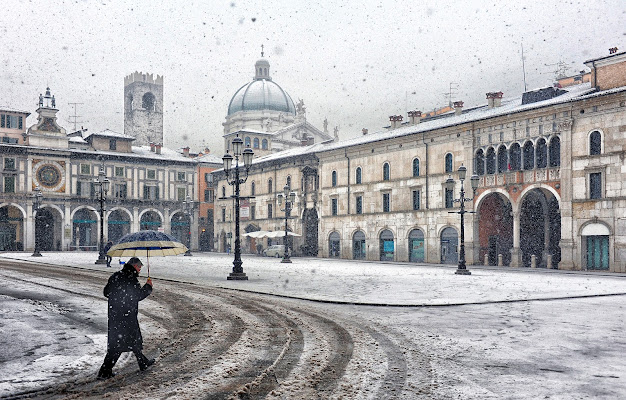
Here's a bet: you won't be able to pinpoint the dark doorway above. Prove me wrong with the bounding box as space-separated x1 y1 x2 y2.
440 227 458 264
302 208 319 256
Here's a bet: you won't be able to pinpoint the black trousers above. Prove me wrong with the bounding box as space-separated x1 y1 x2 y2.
99 348 151 374
105 255 112 267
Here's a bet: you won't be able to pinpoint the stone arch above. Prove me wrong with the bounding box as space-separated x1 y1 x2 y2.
71 207 98 251
518 186 561 268
328 230 341 258
476 191 513 266
407 227 425 262
139 209 164 231
0 203 26 251
379 228 395 261
352 229 366 260
440 226 458 264
497 144 508 173
107 207 132 243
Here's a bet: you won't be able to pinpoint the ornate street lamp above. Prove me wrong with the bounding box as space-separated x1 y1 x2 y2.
183 195 194 256
277 184 296 263
445 164 480 275
94 165 110 264
31 185 43 257
223 136 254 280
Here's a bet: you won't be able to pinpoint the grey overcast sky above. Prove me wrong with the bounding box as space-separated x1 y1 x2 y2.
1 0 624 154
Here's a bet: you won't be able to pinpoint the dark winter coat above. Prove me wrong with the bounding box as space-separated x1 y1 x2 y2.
104 264 152 353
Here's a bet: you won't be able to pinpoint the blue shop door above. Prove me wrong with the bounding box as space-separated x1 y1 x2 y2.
587 236 609 270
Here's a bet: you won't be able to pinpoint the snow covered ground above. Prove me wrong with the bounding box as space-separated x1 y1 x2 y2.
1 251 625 399
3 251 624 305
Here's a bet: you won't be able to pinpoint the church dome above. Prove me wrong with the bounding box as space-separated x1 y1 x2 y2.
227 58 296 116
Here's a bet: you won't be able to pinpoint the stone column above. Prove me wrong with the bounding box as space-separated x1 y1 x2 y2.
133 207 140 232
557 120 576 270
510 211 521 267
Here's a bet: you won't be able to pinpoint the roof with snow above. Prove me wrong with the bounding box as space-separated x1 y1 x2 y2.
84 129 135 140
243 82 625 168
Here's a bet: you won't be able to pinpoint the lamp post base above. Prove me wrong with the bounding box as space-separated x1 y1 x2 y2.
31 251 42 257
95 259 107 265
227 272 248 280
280 257 292 263
455 268 471 275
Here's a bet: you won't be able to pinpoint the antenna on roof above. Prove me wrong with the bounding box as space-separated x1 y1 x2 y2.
443 82 458 107
261 44 264 58
67 102 86 131
521 43 527 92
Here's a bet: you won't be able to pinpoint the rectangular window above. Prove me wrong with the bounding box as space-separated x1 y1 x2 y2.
0 114 4 128
143 185 159 200
3 176 15 193
77 181 92 197
109 139 117 150
80 164 91 175
18 116 23 129
412 190 420 210
177 187 186 201
250 205 256 220
590 172 602 199
115 166 124 177
356 195 362 214
382 193 390 212
177 172 186 181
147 169 156 179
222 208 226 222
205 172 213 184
204 189 214 203
331 198 338 216
4 157 16 170
114 183 127 199
445 188 454 208
267 204 273 219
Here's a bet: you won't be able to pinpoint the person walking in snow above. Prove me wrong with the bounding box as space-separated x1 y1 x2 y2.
104 241 113 268
97 257 155 379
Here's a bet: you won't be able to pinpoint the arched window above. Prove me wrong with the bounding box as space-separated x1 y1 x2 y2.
355 167 362 184
331 171 337 187
244 137 251 148
353 230 366 260
497 145 508 173
412 159 420 177
142 92 156 111
379 229 394 261
536 138 547 168
286 176 291 189
262 139 268 150
523 141 535 170
445 153 453 173
486 147 496 174
474 149 485 176
408 229 425 262
383 163 390 181
251 182 255 196
549 136 561 167
253 138 260 149
589 130 602 155
509 143 521 171
268 178 273 193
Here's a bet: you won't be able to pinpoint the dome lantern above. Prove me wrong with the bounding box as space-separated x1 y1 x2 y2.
254 58 271 81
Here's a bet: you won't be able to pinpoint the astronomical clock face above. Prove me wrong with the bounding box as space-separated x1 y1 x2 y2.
33 161 65 192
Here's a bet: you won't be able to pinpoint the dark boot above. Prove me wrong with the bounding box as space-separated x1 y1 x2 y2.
97 365 116 380
134 349 155 371
97 351 120 379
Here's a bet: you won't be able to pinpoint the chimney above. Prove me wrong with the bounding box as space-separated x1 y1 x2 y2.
150 142 155 152
362 128 368 135
389 115 403 129
453 101 464 115
183 146 190 157
486 92 503 108
407 110 422 125
155 143 162 154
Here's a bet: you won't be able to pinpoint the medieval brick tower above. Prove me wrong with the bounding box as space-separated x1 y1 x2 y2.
124 72 163 146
